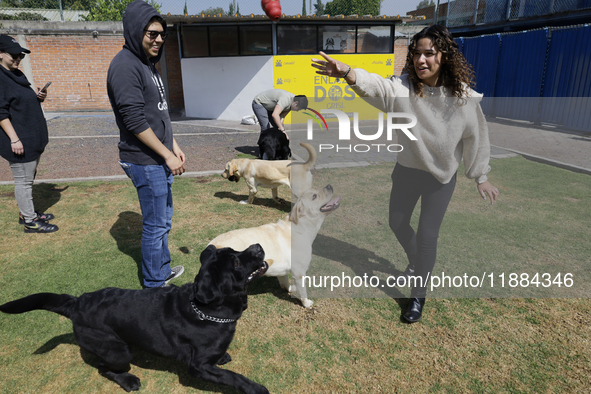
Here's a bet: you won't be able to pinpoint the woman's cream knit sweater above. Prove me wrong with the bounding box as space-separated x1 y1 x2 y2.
351 69 491 184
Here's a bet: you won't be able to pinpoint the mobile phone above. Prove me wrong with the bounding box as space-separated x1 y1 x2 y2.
41 81 52 92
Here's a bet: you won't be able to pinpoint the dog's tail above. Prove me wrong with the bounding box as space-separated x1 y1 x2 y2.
299 143 317 172
0 293 77 319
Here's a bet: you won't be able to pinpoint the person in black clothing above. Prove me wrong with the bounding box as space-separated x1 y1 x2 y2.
107 0 185 288
0 35 58 233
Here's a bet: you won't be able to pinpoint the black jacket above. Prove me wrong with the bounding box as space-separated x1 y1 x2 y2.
0 66 48 163
107 0 173 166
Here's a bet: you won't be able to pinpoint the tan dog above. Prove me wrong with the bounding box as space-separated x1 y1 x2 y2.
209 185 341 308
221 143 316 204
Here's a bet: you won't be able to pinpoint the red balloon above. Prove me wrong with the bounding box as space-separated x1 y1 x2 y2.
261 0 273 8
266 2 282 20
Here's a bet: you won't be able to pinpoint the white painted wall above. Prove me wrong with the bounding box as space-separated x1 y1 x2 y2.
181 56 274 120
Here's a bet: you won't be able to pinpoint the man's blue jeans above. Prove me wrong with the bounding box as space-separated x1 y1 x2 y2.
120 161 173 288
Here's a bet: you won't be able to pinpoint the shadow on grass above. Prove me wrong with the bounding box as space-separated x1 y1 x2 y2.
312 234 409 316
234 145 259 158
110 211 143 285
247 276 302 307
32 183 68 214
34 333 243 393
213 191 291 213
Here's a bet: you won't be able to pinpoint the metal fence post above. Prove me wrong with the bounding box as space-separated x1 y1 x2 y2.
59 0 64 22
434 0 440 25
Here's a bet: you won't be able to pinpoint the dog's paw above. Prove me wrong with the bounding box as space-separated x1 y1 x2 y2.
119 374 141 392
302 298 314 308
99 368 141 392
239 200 248 205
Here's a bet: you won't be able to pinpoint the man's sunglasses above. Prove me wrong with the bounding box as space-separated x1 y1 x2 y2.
144 30 168 40
6 53 26 60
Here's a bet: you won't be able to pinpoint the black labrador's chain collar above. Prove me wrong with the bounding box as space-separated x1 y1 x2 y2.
191 302 236 324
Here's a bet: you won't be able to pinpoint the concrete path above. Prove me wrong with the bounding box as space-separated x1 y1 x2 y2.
0 112 589 185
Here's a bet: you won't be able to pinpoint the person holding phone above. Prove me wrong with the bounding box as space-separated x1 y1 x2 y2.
0 35 58 233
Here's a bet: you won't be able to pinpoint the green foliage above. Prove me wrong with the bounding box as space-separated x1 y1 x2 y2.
228 0 241 16
313 0 325 15
0 12 48 20
324 0 382 16
84 0 162 22
417 0 435 9
302 0 307 16
200 6 225 16
0 0 94 9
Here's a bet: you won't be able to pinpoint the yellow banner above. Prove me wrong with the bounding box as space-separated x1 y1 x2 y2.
273 54 395 122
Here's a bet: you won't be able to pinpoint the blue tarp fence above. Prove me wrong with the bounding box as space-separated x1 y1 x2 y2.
455 24 591 132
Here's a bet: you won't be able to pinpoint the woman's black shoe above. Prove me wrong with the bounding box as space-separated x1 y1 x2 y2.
403 297 425 323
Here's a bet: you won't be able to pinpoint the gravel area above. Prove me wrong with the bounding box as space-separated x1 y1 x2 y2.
0 115 261 182
2 113 589 183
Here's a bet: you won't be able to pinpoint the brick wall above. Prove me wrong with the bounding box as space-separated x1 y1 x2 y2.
2 21 184 113
25 34 124 112
394 37 409 76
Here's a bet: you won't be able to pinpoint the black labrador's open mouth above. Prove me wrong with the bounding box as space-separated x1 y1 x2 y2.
247 261 268 283
320 196 342 213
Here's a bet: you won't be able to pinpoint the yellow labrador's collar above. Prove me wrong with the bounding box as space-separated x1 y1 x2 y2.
191 302 236 324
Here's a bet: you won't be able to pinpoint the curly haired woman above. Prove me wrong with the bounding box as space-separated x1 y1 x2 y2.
312 25 499 322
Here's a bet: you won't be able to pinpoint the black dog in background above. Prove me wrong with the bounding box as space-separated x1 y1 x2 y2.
257 127 291 160
0 244 269 394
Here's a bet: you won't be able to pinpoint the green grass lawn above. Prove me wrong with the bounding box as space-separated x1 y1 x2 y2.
0 156 590 393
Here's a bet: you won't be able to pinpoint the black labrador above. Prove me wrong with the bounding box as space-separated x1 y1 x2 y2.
0 244 269 394
257 127 291 160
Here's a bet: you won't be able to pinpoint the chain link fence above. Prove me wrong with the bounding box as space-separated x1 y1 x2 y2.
2 0 590 23
446 0 591 27
0 0 385 21
399 0 591 26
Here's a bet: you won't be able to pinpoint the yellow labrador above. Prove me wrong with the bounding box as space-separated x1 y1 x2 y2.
209 185 341 308
221 143 316 204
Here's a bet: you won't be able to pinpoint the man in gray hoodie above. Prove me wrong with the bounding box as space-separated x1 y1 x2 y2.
107 0 185 288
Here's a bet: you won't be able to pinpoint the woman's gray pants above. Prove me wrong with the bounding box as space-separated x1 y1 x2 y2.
9 158 39 222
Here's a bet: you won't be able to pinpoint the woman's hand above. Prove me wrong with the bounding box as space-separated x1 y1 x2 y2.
477 181 499 205
311 51 356 84
11 140 24 155
36 88 47 102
